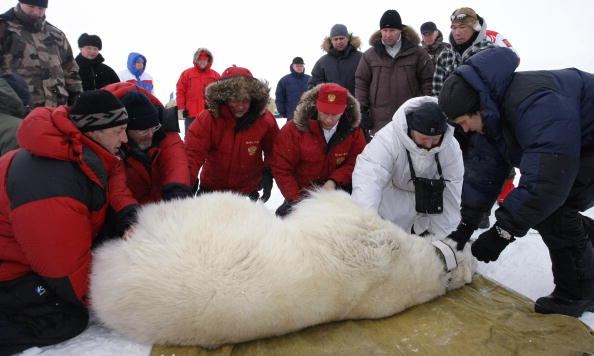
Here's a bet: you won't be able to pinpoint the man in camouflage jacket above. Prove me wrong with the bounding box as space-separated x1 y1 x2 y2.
0 0 82 108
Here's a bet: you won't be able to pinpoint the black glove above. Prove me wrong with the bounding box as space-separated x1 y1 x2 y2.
113 204 140 238
182 109 189 118
275 200 297 217
471 224 515 262
162 183 193 201
259 167 273 203
447 221 477 250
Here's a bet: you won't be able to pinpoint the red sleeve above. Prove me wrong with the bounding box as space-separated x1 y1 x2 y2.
108 161 138 212
12 197 93 305
329 128 367 184
184 111 213 186
271 124 302 201
261 111 280 168
157 132 191 186
175 70 188 110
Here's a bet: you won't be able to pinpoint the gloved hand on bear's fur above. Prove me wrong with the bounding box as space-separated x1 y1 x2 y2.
259 167 273 203
471 224 515 262
447 221 477 250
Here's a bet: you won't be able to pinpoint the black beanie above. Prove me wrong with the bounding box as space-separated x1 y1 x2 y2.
292 57 304 65
70 90 128 132
438 75 480 121
19 0 48 8
1 73 31 106
406 102 447 136
380 10 403 30
78 33 102 50
120 90 160 130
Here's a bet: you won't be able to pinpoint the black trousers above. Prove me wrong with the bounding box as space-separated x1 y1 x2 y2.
534 151 594 300
0 273 88 356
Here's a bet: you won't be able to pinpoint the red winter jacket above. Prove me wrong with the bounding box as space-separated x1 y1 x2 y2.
103 83 191 203
185 105 278 193
176 49 220 118
0 106 136 305
272 85 366 201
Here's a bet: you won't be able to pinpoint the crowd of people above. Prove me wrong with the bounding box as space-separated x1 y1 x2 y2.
1 0 593 354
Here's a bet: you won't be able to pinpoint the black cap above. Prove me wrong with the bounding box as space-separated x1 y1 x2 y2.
420 21 437 34
120 90 160 130
70 90 128 132
292 57 304 65
19 0 48 8
78 33 102 50
438 75 480 121
406 101 447 136
380 10 403 30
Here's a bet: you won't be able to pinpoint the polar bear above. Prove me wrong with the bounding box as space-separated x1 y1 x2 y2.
90 190 474 348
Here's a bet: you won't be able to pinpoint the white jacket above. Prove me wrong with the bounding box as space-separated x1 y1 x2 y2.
352 96 463 236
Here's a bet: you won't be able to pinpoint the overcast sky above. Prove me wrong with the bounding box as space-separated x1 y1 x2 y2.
22 0 594 104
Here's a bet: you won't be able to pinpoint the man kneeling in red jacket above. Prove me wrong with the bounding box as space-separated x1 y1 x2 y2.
272 83 367 216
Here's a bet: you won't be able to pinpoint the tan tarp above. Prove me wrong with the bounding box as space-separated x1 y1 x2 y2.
150 275 594 356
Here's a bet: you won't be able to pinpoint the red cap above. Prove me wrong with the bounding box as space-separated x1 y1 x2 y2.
197 52 210 60
316 84 348 114
221 65 253 79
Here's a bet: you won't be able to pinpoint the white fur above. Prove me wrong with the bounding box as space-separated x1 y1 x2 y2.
90 190 474 348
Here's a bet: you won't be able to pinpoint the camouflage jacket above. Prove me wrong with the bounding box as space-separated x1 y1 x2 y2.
0 6 82 107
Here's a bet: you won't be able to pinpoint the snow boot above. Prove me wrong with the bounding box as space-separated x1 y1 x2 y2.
477 212 490 229
534 294 594 317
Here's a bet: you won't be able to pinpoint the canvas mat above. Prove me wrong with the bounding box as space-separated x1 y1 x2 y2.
151 275 594 356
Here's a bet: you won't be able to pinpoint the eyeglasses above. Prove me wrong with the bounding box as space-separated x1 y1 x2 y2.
137 123 161 137
450 13 474 22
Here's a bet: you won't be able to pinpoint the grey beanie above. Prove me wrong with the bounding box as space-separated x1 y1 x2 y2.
330 24 349 38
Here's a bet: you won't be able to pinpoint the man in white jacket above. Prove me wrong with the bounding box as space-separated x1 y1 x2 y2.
352 96 463 237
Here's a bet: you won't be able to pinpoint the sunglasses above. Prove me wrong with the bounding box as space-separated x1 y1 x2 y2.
450 13 475 22
137 123 162 137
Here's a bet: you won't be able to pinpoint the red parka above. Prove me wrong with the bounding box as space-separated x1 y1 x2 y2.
273 85 367 201
0 106 136 305
103 82 192 203
176 48 220 118
185 73 278 193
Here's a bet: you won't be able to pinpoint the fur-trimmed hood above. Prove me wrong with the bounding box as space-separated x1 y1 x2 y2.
193 48 214 72
321 35 362 53
369 26 420 48
204 76 270 118
292 84 360 133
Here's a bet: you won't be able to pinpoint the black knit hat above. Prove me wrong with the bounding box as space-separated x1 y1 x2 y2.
292 57 304 65
406 101 447 136
120 90 159 130
380 10 403 30
19 0 48 8
438 75 480 121
78 33 102 50
1 73 31 106
70 90 128 132
420 21 437 34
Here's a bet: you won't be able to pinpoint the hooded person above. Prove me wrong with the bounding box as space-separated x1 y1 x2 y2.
355 9 434 136
184 66 279 202
0 0 83 108
118 52 154 93
438 47 594 318
352 96 463 236
0 73 31 155
275 56 311 121
0 88 138 354
103 82 192 205
75 33 120 91
308 24 363 95
272 83 367 217
175 48 220 134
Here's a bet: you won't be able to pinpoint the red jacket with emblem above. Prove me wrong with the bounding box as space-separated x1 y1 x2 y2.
272 85 367 201
0 106 136 305
176 49 220 118
103 82 192 203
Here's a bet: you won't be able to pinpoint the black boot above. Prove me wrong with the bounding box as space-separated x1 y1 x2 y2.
477 212 490 229
534 294 594 317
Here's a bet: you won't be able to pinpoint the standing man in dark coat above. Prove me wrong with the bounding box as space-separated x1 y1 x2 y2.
75 33 119 91
355 9 434 136
308 24 362 96
420 21 451 65
438 47 594 318
275 56 310 121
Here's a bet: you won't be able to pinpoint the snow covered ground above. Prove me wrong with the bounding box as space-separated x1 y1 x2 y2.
13 120 594 355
